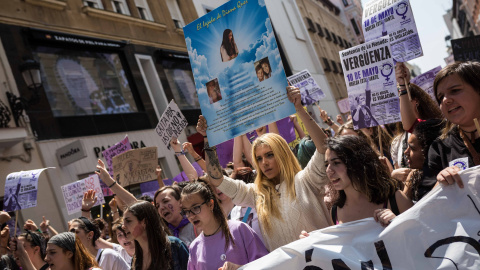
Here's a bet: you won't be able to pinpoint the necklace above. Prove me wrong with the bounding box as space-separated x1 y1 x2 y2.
460 128 478 142
204 224 221 237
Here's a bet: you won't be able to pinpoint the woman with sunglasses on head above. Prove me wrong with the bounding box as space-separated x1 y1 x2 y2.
69 217 129 270
122 200 189 270
181 181 268 270
197 86 331 251
429 61 480 188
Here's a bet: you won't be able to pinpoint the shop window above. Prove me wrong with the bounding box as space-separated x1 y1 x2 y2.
134 0 153 21
166 0 185 28
161 57 200 110
112 0 131 15
33 47 138 117
83 0 103 9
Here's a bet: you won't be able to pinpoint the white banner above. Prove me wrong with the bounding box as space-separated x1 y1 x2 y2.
362 0 422 62
340 37 400 130
61 174 105 215
241 166 480 270
155 100 188 149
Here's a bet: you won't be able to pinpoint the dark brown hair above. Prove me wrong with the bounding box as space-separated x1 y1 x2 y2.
127 201 172 270
181 181 234 251
326 135 397 208
433 61 480 138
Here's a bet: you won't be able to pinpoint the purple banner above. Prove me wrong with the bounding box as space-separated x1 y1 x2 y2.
410 66 441 101
102 136 131 178
216 139 234 168
192 162 204 177
246 117 295 144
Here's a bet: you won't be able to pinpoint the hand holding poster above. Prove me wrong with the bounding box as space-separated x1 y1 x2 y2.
339 37 400 129
112 147 158 187
362 0 422 62
102 135 131 178
3 168 53 212
287 70 325 105
61 174 105 215
241 166 480 269
155 100 188 149
410 66 442 101
183 0 295 146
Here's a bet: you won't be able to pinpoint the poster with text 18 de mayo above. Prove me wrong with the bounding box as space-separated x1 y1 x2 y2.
339 37 401 130
183 0 295 146
362 0 422 62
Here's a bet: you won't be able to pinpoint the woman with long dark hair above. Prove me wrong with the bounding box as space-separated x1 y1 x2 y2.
325 135 412 226
220 29 239 62
123 200 188 270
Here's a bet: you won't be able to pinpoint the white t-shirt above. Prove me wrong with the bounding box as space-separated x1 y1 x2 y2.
111 243 133 266
96 248 130 270
178 222 196 247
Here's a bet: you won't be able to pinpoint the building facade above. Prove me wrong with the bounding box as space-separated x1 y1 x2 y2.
332 0 364 45
296 0 354 104
0 0 199 231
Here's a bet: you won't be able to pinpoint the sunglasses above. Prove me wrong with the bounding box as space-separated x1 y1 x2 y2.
180 200 209 217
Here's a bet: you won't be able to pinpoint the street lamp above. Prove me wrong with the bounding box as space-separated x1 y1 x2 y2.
6 58 42 127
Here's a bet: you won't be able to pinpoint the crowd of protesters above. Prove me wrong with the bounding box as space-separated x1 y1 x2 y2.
0 60 478 270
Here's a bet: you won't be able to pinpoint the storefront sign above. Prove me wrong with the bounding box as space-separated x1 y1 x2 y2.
55 140 87 167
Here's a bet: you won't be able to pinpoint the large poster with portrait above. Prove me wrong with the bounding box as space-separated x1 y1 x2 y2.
183 0 295 146
339 37 401 130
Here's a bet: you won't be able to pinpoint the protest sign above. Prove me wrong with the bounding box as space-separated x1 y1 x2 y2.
451 35 480 62
241 166 480 269
102 135 131 178
3 168 53 212
155 100 188 149
112 147 158 187
183 0 295 146
287 70 325 105
362 0 422 62
139 180 160 199
216 139 234 168
61 174 105 215
337 98 350 114
410 66 442 101
339 37 400 129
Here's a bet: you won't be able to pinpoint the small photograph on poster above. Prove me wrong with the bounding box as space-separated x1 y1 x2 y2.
206 78 222 104
220 29 239 62
348 91 379 129
254 57 272 82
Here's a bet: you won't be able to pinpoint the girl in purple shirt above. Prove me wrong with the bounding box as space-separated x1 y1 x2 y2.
181 181 268 270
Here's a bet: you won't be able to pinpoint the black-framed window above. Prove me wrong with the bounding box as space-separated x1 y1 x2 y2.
351 18 361 36
306 17 317 33
34 46 138 117
315 23 325 37
322 58 331 72
332 33 338 44
325 28 332 41
338 37 344 47
338 62 343 74
342 0 349 7
331 60 339 73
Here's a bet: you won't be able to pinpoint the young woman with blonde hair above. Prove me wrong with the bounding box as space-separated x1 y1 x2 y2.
196 86 331 251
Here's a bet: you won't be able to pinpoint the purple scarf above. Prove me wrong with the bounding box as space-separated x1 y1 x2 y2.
168 217 190 238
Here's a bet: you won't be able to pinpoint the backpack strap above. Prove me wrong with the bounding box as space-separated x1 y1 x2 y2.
242 207 252 223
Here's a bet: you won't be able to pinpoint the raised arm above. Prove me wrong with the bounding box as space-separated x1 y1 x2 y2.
81 189 96 218
155 166 165 189
396 62 416 131
197 115 224 187
171 138 197 181
241 135 253 166
287 86 327 153
109 198 121 221
233 136 246 169
183 142 206 173
96 159 137 207
319 107 339 133
290 114 306 139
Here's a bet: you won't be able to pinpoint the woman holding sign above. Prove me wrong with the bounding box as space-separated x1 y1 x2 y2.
197 86 331 251
429 61 480 188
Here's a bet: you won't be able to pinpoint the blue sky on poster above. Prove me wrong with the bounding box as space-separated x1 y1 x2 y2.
184 0 295 144
361 0 452 73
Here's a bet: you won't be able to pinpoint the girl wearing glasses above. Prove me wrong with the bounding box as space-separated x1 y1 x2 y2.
181 181 268 270
122 200 189 270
